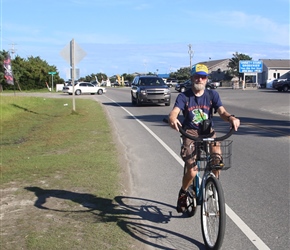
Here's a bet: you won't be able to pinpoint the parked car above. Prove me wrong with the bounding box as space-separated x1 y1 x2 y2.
175 79 216 92
111 82 120 87
208 80 220 88
62 82 106 95
131 75 171 106
175 80 192 92
272 79 290 92
166 78 179 88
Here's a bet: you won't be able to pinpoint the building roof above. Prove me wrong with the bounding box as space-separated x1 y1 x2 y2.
198 59 230 70
260 59 290 68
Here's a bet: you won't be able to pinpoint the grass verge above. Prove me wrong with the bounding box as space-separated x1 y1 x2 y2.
0 95 134 249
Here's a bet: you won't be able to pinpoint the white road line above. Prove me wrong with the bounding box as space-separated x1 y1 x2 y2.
104 96 271 250
226 205 270 250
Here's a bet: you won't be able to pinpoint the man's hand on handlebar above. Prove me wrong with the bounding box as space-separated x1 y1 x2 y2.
169 117 182 131
168 107 182 131
229 117 240 131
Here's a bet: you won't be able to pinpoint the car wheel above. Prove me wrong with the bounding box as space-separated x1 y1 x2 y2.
75 89 81 95
136 95 141 106
97 89 103 95
131 94 136 104
282 85 289 92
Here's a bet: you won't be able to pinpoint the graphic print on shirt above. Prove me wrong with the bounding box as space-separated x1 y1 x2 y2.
192 109 208 124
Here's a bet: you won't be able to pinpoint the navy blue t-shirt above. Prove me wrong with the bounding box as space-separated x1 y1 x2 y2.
174 89 223 129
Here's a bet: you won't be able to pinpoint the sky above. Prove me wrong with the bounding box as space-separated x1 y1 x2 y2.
1 0 289 79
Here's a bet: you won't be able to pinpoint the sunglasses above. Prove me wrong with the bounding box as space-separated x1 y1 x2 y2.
193 74 207 79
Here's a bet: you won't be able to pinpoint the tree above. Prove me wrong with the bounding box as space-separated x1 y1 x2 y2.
170 67 191 81
0 51 62 91
228 52 252 80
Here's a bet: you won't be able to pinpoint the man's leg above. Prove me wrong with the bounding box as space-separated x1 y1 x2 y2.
182 164 198 191
211 142 222 178
177 163 197 213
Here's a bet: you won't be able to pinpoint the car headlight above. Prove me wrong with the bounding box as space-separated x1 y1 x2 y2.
164 89 171 94
140 89 146 95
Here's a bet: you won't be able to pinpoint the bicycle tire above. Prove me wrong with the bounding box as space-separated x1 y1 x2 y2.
201 176 226 250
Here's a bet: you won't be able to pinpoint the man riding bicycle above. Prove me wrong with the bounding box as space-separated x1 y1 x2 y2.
168 63 240 213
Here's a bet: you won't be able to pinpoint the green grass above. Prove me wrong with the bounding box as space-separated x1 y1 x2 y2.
0 95 134 249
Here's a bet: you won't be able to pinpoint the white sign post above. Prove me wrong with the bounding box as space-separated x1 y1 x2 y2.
239 60 263 89
60 39 86 111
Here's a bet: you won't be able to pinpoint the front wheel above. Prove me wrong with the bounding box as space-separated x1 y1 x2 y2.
201 176 226 250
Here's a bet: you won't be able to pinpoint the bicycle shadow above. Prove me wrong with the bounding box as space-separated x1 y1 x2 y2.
25 187 204 249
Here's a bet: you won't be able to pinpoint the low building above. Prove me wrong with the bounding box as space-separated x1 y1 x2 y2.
259 59 290 84
199 58 290 87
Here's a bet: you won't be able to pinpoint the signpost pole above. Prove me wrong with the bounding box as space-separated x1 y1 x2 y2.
51 74 54 91
71 39 76 112
60 38 86 112
48 72 57 92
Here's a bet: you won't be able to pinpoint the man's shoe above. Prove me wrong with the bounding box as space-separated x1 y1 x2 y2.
176 192 187 213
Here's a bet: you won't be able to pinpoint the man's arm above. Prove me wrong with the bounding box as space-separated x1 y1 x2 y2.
217 106 240 131
168 107 182 131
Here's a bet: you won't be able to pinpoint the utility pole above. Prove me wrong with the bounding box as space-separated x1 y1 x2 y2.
9 43 17 59
188 44 194 70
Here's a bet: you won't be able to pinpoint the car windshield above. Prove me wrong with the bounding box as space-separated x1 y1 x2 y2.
139 78 165 86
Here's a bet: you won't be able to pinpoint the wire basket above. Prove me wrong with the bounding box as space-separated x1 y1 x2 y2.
197 140 233 171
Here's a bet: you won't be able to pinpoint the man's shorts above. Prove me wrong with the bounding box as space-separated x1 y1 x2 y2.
180 129 216 167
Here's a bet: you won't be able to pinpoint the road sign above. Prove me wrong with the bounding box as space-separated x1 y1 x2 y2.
239 60 263 73
48 72 57 75
60 41 86 66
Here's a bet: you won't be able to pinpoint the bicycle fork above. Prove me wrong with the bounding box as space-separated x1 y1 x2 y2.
202 173 220 217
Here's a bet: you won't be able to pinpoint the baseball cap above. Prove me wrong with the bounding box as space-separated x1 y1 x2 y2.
191 64 208 76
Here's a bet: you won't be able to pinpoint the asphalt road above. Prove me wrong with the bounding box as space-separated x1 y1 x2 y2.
5 87 289 249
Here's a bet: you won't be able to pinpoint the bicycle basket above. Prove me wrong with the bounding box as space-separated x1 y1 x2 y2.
197 140 233 171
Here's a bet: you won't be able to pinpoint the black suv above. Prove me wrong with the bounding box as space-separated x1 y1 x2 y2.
131 75 171 106
175 79 216 92
272 79 290 92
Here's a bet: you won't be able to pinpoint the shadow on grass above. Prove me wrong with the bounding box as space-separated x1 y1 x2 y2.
25 187 205 249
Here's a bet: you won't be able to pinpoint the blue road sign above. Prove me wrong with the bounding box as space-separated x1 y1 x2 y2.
239 60 263 73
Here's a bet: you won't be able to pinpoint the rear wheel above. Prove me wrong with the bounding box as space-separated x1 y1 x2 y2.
201 176 226 250
97 89 103 95
283 85 289 92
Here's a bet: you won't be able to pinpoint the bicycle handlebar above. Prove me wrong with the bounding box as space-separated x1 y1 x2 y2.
163 118 234 141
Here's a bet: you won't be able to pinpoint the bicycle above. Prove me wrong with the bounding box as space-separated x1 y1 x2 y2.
163 118 234 250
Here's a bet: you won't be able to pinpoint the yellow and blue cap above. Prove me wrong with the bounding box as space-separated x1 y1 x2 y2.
191 64 208 76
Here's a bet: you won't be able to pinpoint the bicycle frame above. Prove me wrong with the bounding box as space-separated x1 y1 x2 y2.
195 140 217 206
